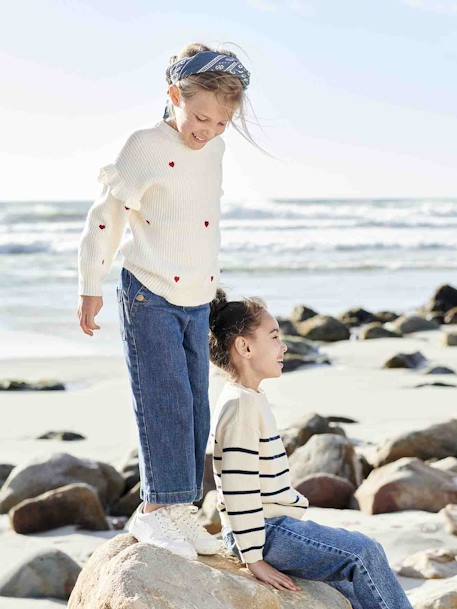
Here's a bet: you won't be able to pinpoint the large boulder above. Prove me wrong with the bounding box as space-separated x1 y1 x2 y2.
0 548 80 599
110 481 141 518
407 573 457 608
289 434 361 487
295 316 350 342
10 483 109 534
372 419 457 468
0 452 125 514
355 457 457 514
390 315 439 334
395 548 457 579
295 474 355 509
427 284 457 314
68 534 351 609
281 414 345 456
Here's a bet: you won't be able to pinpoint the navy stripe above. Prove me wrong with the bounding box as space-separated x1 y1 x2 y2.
260 468 289 478
227 507 263 516
241 545 264 554
260 451 287 460
261 486 290 497
221 469 259 475
259 435 280 442
220 507 226 513
213 456 222 461
233 526 265 535
223 447 259 455
223 489 260 495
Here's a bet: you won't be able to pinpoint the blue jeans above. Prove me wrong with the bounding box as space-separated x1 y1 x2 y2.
223 516 412 609
117 267 211 504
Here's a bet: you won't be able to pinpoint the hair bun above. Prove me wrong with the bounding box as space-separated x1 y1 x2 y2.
209 288 228 330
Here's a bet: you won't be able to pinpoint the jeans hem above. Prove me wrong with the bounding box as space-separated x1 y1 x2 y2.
140 488 198 504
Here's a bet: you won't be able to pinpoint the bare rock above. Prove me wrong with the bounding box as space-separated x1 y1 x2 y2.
395 548 457 579
440 504 457 535
359 322 401 340
281 413 345 456
290 305 318 323
278 317 300 337
375 311 399 323
372 419 457 468
289 434 361 487
431 457 457 474
0 379 66 391
0 452 125 513
390 315 439 334
407 573 457 608
355 457 457 514
445 307 457 324
427 284 457 313
295 473 355 509
0 463 14 488
0 548 80 599
109 481 141 518
37 431 86 441
425 366 455 375
68 534 351 609
445 333 457 347
9 483 109 533
295 315 350 342
383 351 427 369
339 308 378 327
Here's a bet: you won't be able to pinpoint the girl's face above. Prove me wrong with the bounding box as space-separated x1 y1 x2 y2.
168 85 235 150
242 311 288 380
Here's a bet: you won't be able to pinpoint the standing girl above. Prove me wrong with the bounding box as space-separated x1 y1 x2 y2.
209 288 413 609
77 43 251 560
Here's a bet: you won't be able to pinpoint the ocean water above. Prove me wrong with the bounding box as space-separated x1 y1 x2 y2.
1 198 457 358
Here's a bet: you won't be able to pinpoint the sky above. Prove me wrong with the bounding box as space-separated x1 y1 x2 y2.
1 0 457 201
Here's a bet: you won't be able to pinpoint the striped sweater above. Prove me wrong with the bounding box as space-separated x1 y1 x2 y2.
211 381 309 564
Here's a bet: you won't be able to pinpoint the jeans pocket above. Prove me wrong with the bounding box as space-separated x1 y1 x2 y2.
116 284 127 341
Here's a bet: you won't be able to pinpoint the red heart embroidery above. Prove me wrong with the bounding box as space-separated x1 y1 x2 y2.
99 224 105 230
146 220 150 224
169 161 175 168
204 221 209 227
174 276 180 283
124 206 130 211
210 276 214 282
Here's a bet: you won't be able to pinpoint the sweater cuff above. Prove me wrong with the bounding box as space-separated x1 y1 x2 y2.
242 548 264 564
79 275 103 297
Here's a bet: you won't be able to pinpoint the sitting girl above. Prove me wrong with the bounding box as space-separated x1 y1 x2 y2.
209 288 412 609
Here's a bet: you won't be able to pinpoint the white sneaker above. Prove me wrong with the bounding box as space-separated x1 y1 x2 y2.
127 503 198 560
167 504 222 555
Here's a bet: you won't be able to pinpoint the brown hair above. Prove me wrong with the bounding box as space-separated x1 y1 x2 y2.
209 288 267 377
165 42 259 149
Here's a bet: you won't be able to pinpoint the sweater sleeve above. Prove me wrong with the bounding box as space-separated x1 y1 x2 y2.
219 399 265 564
78 131 150 296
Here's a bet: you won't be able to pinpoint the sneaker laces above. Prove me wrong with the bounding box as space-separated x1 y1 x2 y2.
170 505 207 538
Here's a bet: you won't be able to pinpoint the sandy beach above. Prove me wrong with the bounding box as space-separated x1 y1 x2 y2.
1 320 457 607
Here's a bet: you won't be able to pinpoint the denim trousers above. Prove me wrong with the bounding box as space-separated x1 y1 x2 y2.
117 267 211 504
223 516 413 609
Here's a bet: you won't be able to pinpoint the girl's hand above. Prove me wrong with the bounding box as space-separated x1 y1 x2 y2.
78 295 103 336
247 560 301 592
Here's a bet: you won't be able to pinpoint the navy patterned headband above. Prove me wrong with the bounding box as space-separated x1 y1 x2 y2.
164 51 250 119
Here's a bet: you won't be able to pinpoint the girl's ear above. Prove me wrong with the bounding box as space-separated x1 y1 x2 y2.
233 336 251 359
168 84 181 107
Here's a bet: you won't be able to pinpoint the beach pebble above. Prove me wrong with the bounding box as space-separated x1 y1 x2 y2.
425 366 456 375
427 283 457 314
339 307 378 327
372 419 457 468
0 452 125 514
289 434 361 487
407 573 457 608
295 315 350 342
355 457 457 514
281 413 346 456
67 534 350 609
290 304 318 323
445 307 457 324
440 504 457 535
295 473 355 509
109 481 140 518
445 333 457 347
0 379 65 391
359 322 401 340
383 351 427 369
390 315 439 334
0 548 80 599
395 548 457 579
9 483 109 534
37 431 86 441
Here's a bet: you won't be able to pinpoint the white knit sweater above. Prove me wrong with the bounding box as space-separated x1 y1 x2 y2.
211 381 309 564
78 120 225 306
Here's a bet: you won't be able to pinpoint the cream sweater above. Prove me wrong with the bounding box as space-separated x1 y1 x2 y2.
211 381 309 564
78 120 225 306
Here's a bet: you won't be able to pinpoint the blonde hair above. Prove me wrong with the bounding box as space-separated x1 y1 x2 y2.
165 42 258 149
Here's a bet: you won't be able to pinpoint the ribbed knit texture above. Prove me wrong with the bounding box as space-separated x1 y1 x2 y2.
78 119 225 306
211 381 309 564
